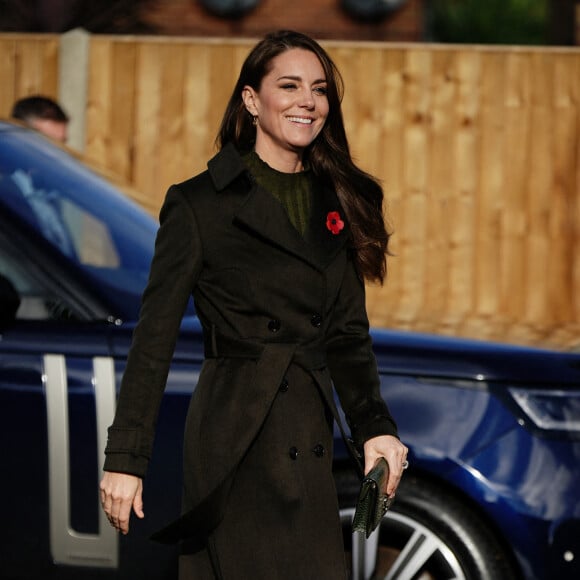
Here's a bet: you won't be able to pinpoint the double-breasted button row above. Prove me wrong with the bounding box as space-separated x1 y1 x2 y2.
288 444 326 460
267 314 322 332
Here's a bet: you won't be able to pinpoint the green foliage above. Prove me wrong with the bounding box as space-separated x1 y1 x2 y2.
430 0 548 45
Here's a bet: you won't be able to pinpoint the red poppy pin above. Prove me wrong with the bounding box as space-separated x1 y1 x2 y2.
326 211 344 235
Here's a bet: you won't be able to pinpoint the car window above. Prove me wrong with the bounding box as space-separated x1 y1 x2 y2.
0 126 158 318
9 168 121 268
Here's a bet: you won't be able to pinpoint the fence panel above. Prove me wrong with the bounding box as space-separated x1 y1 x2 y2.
1 34 579 348
0 34 59 115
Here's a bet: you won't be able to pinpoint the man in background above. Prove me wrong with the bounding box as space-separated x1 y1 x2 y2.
11 95 69 144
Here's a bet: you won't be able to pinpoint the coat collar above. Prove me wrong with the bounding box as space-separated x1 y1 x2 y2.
208 144 349 272
207 142 248 191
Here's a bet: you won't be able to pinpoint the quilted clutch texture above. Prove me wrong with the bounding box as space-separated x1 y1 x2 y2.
352 457 393 538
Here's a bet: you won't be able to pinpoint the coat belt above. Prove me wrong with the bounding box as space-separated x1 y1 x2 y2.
203 326 327 371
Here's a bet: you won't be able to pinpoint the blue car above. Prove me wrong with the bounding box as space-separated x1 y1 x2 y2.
1 120 579 580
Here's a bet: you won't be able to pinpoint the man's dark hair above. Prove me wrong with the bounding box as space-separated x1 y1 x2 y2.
11 95 69 123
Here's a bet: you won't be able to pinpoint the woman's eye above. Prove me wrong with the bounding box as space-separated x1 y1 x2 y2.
313 86 328 95
281 83 297 90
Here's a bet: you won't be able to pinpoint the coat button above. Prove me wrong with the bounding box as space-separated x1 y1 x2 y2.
279 378 289 392
310 313 322 327
313 444 325 457
289 446 299 460
268 319 281 332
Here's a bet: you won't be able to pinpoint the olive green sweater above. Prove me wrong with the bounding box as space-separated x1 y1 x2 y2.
243 151 312 236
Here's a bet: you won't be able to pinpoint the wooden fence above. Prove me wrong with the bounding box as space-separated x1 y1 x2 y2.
0 34 59 115
1 32 579 350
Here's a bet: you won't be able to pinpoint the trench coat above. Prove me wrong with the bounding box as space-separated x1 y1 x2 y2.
103 143 398 578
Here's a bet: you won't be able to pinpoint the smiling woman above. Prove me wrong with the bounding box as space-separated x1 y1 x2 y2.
240 48 330 172
100 30 407 580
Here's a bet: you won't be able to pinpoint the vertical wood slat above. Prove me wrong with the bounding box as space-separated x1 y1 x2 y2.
182 43 214 184
86 37 113 170
149 42 186 204
574 56 580 324
501 52 531 325
548 53 578 324
1 34 579 349
16 37 59 97
86 38 137 183
448 50 479 325
422 50 454 329
397 49 432 326
524 52 552 329
0 35 59 117
134 42 163 201
474 51 504 325
109 42 137 182
365 48 406 326
0 39 17 114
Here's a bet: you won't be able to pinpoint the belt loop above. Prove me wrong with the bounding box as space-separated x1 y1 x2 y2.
211 324 218 357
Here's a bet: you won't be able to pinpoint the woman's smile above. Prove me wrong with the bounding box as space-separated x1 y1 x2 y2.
286 115 313 124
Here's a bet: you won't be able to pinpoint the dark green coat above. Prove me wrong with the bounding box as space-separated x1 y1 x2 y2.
104 144 397 575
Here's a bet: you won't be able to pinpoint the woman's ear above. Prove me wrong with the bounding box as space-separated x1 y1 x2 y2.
242 86 258 117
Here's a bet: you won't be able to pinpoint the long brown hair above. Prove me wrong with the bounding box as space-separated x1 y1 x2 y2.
217 30 390 284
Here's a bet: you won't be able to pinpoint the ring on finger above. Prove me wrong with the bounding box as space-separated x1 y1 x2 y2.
402 460 409 470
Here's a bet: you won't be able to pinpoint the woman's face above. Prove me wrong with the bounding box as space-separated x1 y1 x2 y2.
242 48 329 171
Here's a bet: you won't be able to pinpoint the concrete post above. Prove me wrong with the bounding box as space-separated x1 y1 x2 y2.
58 28 90 152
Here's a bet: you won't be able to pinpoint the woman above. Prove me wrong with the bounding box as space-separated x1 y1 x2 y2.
100 30 408 579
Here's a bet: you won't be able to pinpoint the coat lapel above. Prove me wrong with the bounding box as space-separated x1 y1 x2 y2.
304 179 349 270
234 182 320 268
209 144 349 272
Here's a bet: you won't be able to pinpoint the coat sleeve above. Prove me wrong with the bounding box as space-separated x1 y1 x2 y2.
103 184 203 477
325 252 398 447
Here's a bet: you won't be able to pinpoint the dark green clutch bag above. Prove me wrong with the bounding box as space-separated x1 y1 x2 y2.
352 457 393 538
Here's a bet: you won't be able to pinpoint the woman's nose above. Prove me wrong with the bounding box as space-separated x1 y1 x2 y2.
299 90 315 109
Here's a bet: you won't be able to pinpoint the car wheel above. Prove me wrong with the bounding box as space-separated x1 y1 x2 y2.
337 473 519 580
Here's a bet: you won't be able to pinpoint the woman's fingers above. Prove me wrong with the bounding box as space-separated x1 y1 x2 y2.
386 461 404 496
133 485 145 519
363 434 409 496
99 472 143 534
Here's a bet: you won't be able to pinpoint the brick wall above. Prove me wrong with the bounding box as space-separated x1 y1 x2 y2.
142 0 425 41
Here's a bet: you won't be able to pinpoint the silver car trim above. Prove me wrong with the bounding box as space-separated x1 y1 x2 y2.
351 510 380 579
44 354 118 568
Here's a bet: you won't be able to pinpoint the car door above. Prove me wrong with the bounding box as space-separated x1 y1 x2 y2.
0 225 122 579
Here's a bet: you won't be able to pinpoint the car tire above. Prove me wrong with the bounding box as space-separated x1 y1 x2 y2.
336 471 519 580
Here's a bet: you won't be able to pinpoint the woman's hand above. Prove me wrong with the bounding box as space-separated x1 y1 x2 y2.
99 471 144 535
363 435 408 497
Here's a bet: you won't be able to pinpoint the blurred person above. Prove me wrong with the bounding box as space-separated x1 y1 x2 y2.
11 95 69 143
99 30 408 579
